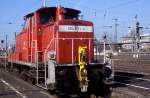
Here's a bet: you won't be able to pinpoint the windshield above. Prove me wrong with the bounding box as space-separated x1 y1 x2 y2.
64 8 80 20
64 13 79 20
39 11 55 24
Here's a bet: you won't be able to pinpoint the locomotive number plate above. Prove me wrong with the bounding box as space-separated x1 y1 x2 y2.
59 25 93 32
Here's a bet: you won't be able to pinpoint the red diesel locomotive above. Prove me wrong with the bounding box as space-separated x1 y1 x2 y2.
8 6 112 95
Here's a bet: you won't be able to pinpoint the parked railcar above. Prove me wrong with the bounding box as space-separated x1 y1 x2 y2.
8 6 112 95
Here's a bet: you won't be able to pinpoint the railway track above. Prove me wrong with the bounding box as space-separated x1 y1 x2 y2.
113 71 150 97
0 67 89 98
112 53 150 75
0 66 111 98
0 68 56 98
109 53 150 97
1 52 150 98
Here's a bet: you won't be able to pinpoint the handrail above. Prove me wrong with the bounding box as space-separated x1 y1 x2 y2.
43 38 54 87
46 37 94 40
44 39 54 65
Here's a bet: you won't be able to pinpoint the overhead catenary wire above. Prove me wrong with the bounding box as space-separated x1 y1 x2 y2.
61 0 141 14
0 0 142 25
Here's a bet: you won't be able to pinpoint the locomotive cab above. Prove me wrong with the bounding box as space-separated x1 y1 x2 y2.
36 6 80 25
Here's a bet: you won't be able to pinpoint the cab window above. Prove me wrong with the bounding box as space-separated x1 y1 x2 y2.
64 9 80 20
64 14 79 20
39 11 55 24
23 18 29 29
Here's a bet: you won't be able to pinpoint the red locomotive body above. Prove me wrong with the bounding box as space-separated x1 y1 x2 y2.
9 7 94 65
8 6 112 95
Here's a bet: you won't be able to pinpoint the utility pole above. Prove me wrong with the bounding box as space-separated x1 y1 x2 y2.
112 18 119 43
5 35 8 70
135 22 143 52
15 32 16 39
103 33 107 63
5 35 8 53
14 32 17 51
135 14 138 23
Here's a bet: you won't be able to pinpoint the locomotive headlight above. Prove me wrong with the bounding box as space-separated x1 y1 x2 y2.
48 51 56 60
38 28 42 35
